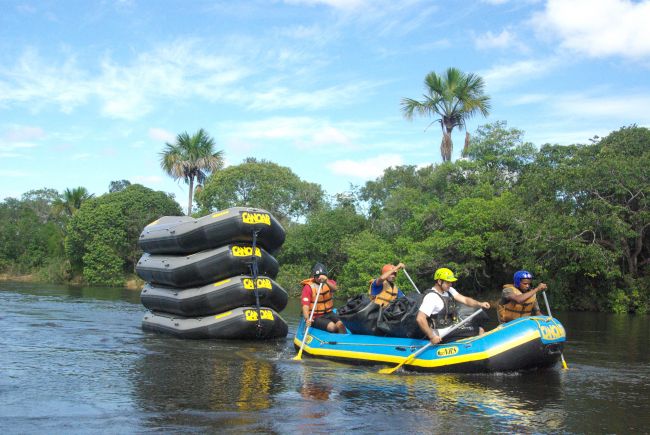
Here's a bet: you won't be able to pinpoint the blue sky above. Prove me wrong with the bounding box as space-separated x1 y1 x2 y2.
1 0 649 209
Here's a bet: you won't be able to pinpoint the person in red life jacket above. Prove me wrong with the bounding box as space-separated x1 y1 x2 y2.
416 268 490 345
301 263 346 333
497 270 546 323
369 263 406 307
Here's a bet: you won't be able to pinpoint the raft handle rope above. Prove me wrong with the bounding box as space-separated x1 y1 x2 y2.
249 229 263 337
305 333 420 350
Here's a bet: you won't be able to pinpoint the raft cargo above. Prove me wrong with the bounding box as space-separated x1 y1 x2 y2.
142 306 288 339
138 207 285 254
135 244 279 288
140 275 288 316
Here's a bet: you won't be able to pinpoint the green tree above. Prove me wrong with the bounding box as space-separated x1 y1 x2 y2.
278 206 368 280
517 126 650 312
108 179 132 193
402 67 491 162
65 184 181 285
52 187 94 218
465 121 536 193
338 230 399 297
21 188 61 223
0 198 64 275
160 128 224 215
196 158 325 223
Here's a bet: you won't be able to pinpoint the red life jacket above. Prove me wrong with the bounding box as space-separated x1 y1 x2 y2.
301 278 333 315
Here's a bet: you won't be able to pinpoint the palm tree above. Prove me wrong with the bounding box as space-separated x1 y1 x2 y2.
160 129 224 215
53 187 94 217
402 67 491 162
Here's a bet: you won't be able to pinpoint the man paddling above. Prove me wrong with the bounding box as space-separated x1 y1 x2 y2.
300 263 346 333
416 268 490 344
497 270 546 323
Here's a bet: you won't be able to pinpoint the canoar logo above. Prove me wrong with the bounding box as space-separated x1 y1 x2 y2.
241 212 271 225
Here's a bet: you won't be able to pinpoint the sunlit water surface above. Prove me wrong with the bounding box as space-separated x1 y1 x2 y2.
1 282 648 434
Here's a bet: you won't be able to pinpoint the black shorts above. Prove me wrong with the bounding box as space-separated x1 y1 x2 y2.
312 312 341 331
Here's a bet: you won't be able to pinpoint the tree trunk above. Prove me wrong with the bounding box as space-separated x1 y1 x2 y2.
462 131 471 157
441 131 453 162
187 176 194 216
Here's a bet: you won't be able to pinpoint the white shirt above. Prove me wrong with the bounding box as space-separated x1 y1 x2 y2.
419 287 459 317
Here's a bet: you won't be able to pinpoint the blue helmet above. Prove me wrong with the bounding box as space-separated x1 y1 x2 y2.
514 270 533 288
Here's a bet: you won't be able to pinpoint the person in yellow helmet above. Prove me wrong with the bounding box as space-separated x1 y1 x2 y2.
416 267 491 345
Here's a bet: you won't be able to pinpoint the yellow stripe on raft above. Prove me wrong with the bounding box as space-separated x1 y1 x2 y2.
292 330 541 368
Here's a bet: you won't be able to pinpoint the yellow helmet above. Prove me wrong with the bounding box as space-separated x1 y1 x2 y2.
434 267 457 282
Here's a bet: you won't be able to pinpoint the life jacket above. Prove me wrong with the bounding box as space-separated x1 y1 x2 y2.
368 279 399 307
497 284 537 323
424 288 458 329
301 278 333 316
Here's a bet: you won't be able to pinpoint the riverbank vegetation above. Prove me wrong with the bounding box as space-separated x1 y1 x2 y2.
1 123 648 313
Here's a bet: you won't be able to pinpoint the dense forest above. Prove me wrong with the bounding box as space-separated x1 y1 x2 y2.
1 123 648 313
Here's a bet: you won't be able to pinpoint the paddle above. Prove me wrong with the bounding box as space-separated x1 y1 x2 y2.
378 308 484 374
402 268 421 294
542 291 569 370
293 282 324 361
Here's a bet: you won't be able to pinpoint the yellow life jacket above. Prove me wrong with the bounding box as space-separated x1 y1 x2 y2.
368 279 399 307
301 278 333 315
497 284 537 323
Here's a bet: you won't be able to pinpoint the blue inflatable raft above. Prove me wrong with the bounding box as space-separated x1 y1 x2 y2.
293 315 566 373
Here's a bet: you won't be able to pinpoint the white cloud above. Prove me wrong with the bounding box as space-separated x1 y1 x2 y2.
482 57 560 91
0 40 251 120
132 175 164 184
0 48 90 112
283 0 368 11
311 126 352 146
327 154 404 179
3 125 45 142
0 38 380 119
220 116 381 152
148 128 176 143
506 93 549 105
551 92 650 120
475 29 516 50
533 0 650 60
0 141 37 151
246 81 379 111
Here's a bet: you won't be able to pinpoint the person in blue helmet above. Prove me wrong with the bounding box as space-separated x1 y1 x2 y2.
496 270 546 323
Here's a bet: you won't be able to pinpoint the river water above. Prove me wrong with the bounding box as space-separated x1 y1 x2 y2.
1 282 649 434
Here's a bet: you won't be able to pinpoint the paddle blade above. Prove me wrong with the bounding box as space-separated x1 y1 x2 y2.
377 365 400 375
292 351 303 361
561 354 569 369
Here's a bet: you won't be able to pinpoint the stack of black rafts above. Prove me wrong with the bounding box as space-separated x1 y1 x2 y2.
136 207 289 339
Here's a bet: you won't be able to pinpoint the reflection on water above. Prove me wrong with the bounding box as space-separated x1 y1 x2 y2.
1 283 649 434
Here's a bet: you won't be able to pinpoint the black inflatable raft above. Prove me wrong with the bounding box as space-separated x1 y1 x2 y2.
135 244 279 288
138 207 286 254
142 307 288 339
140 275 288 316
